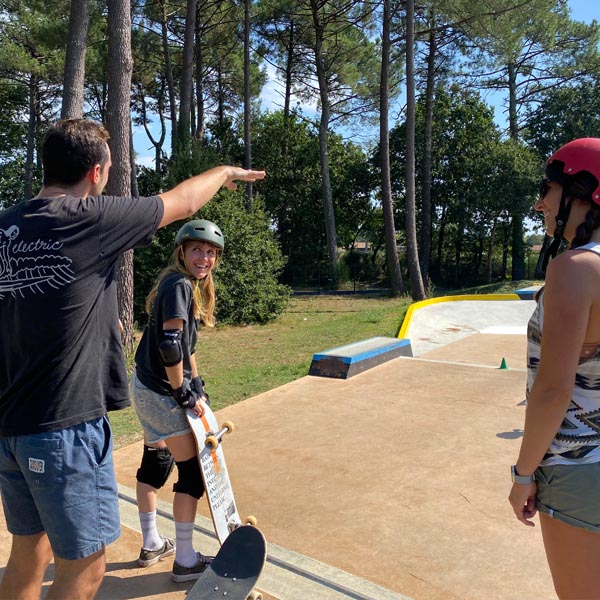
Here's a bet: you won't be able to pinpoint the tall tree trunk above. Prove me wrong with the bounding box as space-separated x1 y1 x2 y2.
106 0 134 353
61 0 89 119
507 60 525 280
194 8 205 141
311 1 338 286
507 61 519 140
501 222 510 279
436 204 447 278
420 10 436 286
454 227 463 286
511 214 526 280
176 0 197 157
24 75 38 200
486 219 497 283
404 0 425 300
243 0 253 208
380 0 402 296
159 0 178 153
475 236 484 279
217 65 225 130
317 104 338 286
284 21 295 120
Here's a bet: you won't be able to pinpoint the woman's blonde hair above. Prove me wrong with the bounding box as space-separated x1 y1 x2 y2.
145 242 220 327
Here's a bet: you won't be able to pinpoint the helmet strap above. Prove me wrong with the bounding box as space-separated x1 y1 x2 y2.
543 190 572 271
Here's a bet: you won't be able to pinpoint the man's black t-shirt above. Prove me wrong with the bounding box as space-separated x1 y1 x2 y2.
135 272 198 395
0 194 164 436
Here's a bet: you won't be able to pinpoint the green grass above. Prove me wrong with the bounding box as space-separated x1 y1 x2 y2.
110 280 542 449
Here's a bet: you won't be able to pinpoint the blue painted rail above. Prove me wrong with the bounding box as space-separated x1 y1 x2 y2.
309 336 412 379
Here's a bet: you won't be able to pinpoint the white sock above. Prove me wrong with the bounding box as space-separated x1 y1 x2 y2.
139 511 163 550
175 521 197 567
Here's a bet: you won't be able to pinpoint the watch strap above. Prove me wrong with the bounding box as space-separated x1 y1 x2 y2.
511 465 535 485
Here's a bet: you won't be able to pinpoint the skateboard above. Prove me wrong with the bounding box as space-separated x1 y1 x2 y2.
187 525 267 600
186 404 256 544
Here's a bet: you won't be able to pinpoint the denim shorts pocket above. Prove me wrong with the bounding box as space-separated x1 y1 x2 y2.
93 416 113 467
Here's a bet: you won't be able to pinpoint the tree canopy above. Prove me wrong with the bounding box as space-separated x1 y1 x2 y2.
1 0 599 321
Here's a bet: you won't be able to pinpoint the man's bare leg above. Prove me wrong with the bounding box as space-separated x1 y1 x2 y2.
0 532 53 600
46 547 106 600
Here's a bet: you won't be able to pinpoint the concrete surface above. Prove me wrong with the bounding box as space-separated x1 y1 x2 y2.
0 296 557 599
399 296 536 356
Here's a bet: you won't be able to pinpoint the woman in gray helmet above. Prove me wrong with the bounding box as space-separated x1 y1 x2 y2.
131 219 224 582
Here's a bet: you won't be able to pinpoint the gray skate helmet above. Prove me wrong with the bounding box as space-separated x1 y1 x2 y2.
174 219 224 250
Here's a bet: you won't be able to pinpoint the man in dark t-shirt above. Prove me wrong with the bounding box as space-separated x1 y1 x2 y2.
0 119 265 600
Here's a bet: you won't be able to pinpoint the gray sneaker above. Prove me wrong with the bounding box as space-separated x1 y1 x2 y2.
171 552 213 582
137 537 175 567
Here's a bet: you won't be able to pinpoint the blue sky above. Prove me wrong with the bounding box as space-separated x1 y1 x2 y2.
568 0 597 24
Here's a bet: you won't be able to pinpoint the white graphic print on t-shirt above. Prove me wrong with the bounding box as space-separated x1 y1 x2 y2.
0 225 74 299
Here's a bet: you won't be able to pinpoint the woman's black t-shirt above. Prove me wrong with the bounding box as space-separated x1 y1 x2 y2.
135 272 198 396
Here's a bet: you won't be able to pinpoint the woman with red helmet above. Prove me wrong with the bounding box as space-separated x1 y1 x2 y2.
509 138 600 598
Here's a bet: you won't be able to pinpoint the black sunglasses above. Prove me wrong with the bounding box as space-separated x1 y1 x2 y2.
539 178 551 199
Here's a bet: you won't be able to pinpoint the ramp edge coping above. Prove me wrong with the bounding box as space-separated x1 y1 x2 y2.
397 293 523 339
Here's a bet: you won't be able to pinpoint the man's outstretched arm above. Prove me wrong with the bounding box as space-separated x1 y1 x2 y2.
158 166 266 228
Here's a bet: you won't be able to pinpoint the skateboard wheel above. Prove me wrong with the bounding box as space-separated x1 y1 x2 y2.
205 435 219 449
222 420 235 433
247 591 262 600
244 515 258 527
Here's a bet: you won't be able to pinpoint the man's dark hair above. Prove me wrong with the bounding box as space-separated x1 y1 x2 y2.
41 119 110 186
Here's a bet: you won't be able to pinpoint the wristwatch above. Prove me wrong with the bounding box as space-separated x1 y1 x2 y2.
511 465 535 485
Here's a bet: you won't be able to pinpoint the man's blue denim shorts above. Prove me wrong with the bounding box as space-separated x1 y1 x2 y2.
0 416 121 559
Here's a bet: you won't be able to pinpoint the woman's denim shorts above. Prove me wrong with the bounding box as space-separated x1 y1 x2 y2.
130 372 191 444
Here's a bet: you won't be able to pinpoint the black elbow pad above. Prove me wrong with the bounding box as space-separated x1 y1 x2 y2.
158 329 183 367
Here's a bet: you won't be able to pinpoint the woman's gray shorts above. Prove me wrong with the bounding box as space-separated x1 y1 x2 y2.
131 373 192 443
536 462 600 533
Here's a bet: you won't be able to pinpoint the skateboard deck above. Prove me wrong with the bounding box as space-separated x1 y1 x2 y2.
187 525 267 600
187 404 243 544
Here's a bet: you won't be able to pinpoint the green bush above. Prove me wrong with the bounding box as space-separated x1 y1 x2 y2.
201 193 291 324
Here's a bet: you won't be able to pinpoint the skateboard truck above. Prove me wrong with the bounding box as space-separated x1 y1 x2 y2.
205 420 235 450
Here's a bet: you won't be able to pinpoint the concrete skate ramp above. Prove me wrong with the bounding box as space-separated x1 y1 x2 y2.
399 294 536 356
107 289 552 600
0 296 554 600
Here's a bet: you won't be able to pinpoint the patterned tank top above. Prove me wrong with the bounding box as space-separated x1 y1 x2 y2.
527 242 600 466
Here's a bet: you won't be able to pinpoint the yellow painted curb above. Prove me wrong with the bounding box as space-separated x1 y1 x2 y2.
397 294 521 339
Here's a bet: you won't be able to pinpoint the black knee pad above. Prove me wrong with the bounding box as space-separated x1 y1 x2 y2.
173 457 205 500
136 445 175 489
